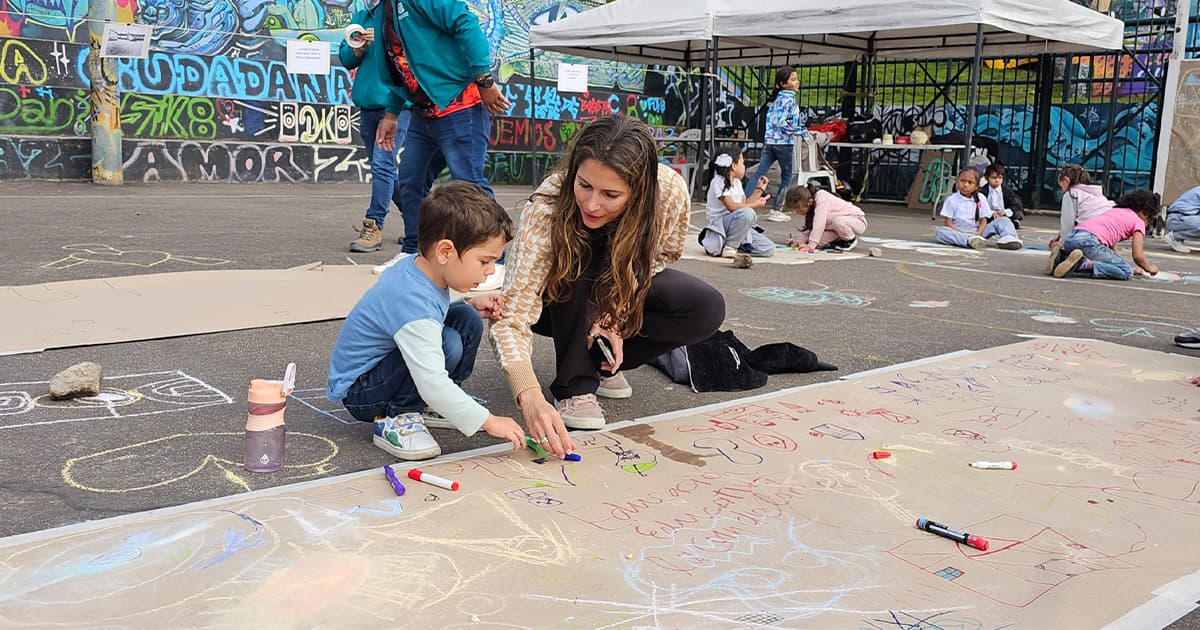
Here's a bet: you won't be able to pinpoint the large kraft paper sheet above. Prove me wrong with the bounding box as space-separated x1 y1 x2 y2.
1 339 1198 628
0 264 375 354
1163 59 1200 207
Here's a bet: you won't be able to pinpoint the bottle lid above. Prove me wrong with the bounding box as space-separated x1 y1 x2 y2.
248 379 286 404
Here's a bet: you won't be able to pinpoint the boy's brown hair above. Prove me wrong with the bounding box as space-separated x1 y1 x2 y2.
417 180 514 256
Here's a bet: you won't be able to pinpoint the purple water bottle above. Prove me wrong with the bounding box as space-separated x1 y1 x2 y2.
243 364 294 473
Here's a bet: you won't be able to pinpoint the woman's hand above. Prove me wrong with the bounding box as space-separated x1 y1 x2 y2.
466 294 503 321
587 324 624 373
517 390 576 457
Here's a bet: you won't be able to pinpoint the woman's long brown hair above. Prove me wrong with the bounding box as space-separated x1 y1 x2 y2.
539 115 660 338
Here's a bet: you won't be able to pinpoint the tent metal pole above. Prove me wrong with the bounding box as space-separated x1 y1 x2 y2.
1152 0 1193 200
962 23 984 170
710 36 720 165
697 40 711 198
529 48 538 185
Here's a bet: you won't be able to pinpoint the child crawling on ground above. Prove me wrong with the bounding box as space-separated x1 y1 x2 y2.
1050 189 1160 280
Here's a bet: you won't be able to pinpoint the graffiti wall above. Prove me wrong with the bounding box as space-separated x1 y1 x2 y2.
0 0 701 183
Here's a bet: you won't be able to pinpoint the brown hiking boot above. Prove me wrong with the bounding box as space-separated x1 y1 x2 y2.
350 219 382 252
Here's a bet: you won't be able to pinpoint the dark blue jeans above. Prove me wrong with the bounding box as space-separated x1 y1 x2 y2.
751 143 794 210
359 108 412 229
396 103 493 255
341 302 483 422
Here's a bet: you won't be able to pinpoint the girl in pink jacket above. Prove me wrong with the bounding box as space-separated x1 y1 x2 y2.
782 184 868 251
1055 164 1114 244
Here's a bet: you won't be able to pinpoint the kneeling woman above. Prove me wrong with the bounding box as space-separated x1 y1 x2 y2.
491 115 726 455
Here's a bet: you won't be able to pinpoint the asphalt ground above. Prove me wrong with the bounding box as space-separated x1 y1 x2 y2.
2 181 1198 625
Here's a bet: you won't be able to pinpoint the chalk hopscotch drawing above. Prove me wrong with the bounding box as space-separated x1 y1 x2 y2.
288 386 355 425
0 339 1197 627
1090 317 1194 339
40 244 232 269
62 431 340 493
1000 308 1079 325
741 283 875 307
909 300 949 308
0 370 233 431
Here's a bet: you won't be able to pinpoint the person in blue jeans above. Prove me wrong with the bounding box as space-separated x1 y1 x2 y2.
327 182 526 460
752 65 807 219
1051 189 1160 280
371 0 512 286
339 6 410 253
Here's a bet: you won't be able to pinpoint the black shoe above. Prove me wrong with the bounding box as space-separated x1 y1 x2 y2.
836 237 858 251
1012 219 1021 230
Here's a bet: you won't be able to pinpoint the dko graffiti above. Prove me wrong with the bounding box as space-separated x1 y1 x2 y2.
121 140 368 183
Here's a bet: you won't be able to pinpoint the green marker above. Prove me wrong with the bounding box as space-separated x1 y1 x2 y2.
525 436 550 457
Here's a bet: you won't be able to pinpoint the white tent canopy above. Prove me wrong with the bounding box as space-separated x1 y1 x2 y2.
529 0 1126 66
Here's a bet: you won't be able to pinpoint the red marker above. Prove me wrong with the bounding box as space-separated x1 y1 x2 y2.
407 468 459 491
916 518 989 551
871 450 891 459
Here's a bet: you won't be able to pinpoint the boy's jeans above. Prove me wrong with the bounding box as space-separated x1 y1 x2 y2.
342 303 482 421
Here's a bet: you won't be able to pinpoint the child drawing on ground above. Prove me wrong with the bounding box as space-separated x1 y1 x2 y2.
699 145 776 263
781 183 867 252
1051 189 1160 280
983 163 1025 229
1048 163 1114 270
326 181 527 460
934 168 1023 250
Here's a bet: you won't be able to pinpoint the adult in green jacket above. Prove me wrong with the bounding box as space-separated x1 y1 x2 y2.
371 0 511 286
341 4 411 254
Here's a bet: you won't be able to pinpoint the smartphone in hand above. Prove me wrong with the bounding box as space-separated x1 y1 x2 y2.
594 335 616 366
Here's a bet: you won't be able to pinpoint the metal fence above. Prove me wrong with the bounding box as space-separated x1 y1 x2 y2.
730 0 1185 209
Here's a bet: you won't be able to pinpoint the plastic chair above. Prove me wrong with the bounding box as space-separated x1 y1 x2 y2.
931 173 957 220
792 140 837 192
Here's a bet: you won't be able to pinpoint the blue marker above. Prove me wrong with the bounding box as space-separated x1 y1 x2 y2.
564 453 582 462
383 464 406 496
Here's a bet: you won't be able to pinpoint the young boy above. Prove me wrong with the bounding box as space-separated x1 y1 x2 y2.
934 168 1023 250
983 163 1025 229
326 181 526 460
1053 189 1160 280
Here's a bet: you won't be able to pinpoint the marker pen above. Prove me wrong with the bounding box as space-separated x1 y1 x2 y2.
969 461 1017 470
525 436 550 458
408 468 459 491
382 464 405 496
916 518 989 551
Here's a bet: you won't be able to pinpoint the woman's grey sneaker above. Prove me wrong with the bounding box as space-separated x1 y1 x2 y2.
596 372 632 399
1175 327 1200 349
373 415 441 460
555 394 606 429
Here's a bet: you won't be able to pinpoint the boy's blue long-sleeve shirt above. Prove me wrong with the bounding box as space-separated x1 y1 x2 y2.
338 7 406 114
391 0 492 110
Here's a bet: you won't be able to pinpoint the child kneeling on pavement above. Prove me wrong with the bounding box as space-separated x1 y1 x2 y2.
781 183 867 252
935 167 1023 251
1050 189 1160 280
326 181 526 460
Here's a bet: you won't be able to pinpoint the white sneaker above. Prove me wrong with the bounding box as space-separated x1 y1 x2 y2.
764 209 789 222
596 372 632 399
372 251 412 275
555 394 606 430
996 235 1023 250
420 394 487 430
470 264 505 292
968 236 987 250
1164 231 1192 253
373 414 441 460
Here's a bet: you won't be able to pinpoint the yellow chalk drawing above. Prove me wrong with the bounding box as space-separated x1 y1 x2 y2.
61 431 338 493
40 244 231 270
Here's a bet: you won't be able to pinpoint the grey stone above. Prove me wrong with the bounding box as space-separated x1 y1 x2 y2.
868 247 883 257
49 362 103 399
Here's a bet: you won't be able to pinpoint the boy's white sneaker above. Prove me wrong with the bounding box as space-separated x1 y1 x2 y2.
372 251 412 275
373 415 441 460
764 209 789 222
1164 231 1191 253
968 236 987 250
